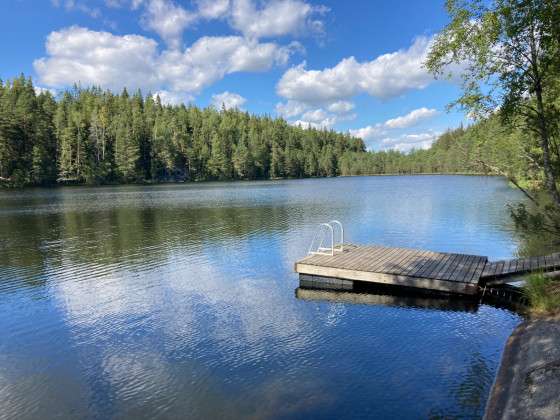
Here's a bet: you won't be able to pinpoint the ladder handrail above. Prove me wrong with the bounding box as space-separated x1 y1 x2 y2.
308 223 333 256
308 220 344 256
329 220 344 252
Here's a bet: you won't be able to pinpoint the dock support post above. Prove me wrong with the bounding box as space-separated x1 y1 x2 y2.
299 274 354 291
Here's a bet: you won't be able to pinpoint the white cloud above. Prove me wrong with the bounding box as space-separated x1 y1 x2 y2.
104 0 145 8
294 109 356 130
52 0 101 17
34 27 302 96
274 100 306 118
159 36 300 93
379 130 442 152
154 90 194 106
300 108 329 123
349 119 443 152
275 100 356 129
276 59 357 106
34 86 57 97
141 0 196 49
327 101 355 115
211 91 247 109
276 36 434 106
34 26 161 93
231 0 329 39
383 107 441 130
197 0 230 19
348 126 384 142
52 0 329 43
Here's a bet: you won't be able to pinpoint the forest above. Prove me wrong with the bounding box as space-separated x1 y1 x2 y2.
0 74 520 187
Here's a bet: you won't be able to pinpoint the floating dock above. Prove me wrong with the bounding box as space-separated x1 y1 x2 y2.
295 243 560 296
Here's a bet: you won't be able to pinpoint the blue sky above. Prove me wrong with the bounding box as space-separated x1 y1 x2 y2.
0 0 467 151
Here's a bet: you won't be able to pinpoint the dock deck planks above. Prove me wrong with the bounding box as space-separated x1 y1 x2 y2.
483 252 560 282
295 244 484 295
296 244 560 295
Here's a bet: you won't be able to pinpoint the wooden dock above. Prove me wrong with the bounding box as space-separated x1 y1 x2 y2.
295 243 560 295
482 253 560 283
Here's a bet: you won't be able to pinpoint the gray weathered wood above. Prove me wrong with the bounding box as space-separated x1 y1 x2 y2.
295 243 560 296
523 257 532 271
454 255 477 283
434 253 462 280
415 252 446 278
538 254 546 269
469 258 488 284
553 253 560 269
502 259 511 275
544 254 552 268
426 252 455 280
449 254 469 282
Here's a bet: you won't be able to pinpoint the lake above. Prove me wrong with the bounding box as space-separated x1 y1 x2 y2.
0 175 526 418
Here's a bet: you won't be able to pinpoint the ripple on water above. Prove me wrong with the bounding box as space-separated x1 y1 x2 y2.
0 177 526 418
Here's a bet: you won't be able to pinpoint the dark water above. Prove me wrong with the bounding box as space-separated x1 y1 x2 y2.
0 176 525 419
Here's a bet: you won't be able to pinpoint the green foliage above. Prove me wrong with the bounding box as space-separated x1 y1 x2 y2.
0 72 556 194
522 270 560 317
426 0 560 237
0 75 375 185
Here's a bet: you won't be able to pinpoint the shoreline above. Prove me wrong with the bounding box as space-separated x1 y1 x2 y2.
0 172 501 189
485 315 560 419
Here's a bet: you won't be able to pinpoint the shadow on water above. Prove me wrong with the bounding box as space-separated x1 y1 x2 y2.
295 281 529 316
0 178 533 418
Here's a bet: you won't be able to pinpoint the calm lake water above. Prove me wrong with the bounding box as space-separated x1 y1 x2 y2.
0 175 526 419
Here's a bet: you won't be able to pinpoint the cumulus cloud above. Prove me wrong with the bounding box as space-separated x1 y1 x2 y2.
275 99 356 129
231 0 329 39
348 125 384 142
276 36 434 106
154 90 194 106
382 107 441 130
300 108 328 123
103 0 145 8
349 112 444 152
274 100 306 118
211 91 247 109
104 0 145 8
379 130 442 152
159 36 300 93
52 0 101 17
34 86 57 97
34 26 161 93
57 0 329 41
34 26 302 96
294 108 356 129
141 0 196 49
196 0 230 19
327 101 355 115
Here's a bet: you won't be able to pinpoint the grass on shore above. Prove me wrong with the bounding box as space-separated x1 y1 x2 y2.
523 271 560 317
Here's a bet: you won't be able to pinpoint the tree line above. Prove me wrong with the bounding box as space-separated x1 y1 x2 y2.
1 74 367 186
1 74 503 188
0 73 547 189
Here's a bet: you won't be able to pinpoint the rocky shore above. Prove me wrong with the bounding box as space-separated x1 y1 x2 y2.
485 315 560 419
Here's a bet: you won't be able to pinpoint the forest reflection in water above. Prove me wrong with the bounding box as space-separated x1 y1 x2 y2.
0 176 530 418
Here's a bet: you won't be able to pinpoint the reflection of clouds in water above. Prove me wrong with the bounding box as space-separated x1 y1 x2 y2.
0 178 528 418
46 246 326 416
165 252 318 353
101 350 177 416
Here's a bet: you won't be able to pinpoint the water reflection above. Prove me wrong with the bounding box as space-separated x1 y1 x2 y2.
0 176 527 418
295 288 480 313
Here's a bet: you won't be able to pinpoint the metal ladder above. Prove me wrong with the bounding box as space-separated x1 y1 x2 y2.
308 220 344 257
